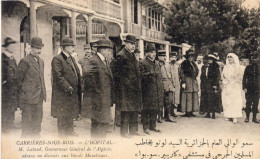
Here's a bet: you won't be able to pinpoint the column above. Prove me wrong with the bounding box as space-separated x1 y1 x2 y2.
87 15 93 44
165 42 170 62
30 0 37 38
70 11 77 44
139 39 144 59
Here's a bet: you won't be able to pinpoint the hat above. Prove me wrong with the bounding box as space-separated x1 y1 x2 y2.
213 52 220 60
184 49 195 58
157 50 166 56
97 39 113 49
145 43 156 53
134 49 140 54
61 38 75 46
208 53 217 60
83 44 91 49
2 37 16 47
30 37 44 49
170 52 177 57
124 35 137 44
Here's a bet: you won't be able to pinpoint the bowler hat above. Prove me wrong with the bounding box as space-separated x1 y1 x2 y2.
97 39 113 49
2 37 16 47
83 44 91 49
124 35 137 44
157 50 166 56
145 43 156 53
61 38 75 46
30 37 44 49
208 53 217 60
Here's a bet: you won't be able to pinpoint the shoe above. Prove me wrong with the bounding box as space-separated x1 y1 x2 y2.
190 112 196 117
244 118 249 123
181 113 190 117
199 112 205 115
157 119 162 123
144 129 150 135
233 118 238 123
149 128 161 133
252 119 260 123
205 113 210 118
165 118 177 123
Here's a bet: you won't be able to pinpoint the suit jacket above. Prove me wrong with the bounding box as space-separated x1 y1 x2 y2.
140 57 164 111
2 53 18 111
17 54 46 107
111 47 142 112
51 52 81 118
159 61 175 92
82 53 114 123
243 62 259 92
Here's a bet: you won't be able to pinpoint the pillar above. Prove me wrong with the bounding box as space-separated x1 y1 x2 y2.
165 42 170 62
87 15 93 44
70 11 77 44
139 39 144 59
30 0 37 38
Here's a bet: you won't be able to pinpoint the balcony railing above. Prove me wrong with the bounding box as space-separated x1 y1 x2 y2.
142 27 165 40
55 0 91 9
92 0 121 19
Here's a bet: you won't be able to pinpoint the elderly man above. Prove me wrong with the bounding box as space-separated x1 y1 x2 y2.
51 38 81 137
2 37 18 132
140 43 163 134
112 35 142 138
81 39 115 138
17 37 46 137
180 49 199 117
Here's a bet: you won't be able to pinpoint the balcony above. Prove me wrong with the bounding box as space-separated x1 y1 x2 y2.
142 27 165 41
43 0 92 11
92 0 121 19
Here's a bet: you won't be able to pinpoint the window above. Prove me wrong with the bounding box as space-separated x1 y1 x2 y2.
131 0 138 24
143 8 162 31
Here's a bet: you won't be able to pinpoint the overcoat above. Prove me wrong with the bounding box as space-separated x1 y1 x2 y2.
243 62 259 92
140 57 164 111
17 54 46 109
51 52 81 119
81 53 114 123
2 53 18 111
171 61 181 104
111 47 142 112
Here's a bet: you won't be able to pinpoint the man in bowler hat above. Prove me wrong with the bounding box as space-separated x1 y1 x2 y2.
81 39 115 138
2 37 18 132
17 37 46 137
51 38 81 136
111 35 142 138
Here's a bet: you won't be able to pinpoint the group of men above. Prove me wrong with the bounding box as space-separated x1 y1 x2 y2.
2 34 259 138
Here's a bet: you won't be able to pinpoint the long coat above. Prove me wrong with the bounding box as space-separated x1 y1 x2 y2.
159 62 174 92
111 47 142 112
140 57 164 111
171 61 181 104
81 53 114 123
17 54 46 108
2 53 18 112
243 62 259 92
51 52 81 119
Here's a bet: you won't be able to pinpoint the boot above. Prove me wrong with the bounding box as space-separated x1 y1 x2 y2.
244 112 250 123
181 112 190 117
205 112 210 118
252 113 259 123
211 112 215 119
190 112 196 117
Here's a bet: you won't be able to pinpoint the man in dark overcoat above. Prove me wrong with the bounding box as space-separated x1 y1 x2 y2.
81 39 115 138
17 37 46 137
51 38 81 136
2 37 18 131
243 52 259 123
200 53 221 119
140 43 163 135
111 35 142 138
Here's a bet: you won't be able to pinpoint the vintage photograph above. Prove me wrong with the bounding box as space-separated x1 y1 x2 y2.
1 0 260 158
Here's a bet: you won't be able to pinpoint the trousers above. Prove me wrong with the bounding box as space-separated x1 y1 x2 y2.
91 119 109 138
120 111 138 135
142 110 157 130
245 91 259 114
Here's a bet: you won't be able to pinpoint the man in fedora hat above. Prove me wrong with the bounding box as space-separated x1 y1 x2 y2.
180 49 199 117
81 39 115 138
17 37 46 137
51 38 81 137
243 52 259 123
2 37 18 132
140 43 163 134
111 34 142 137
